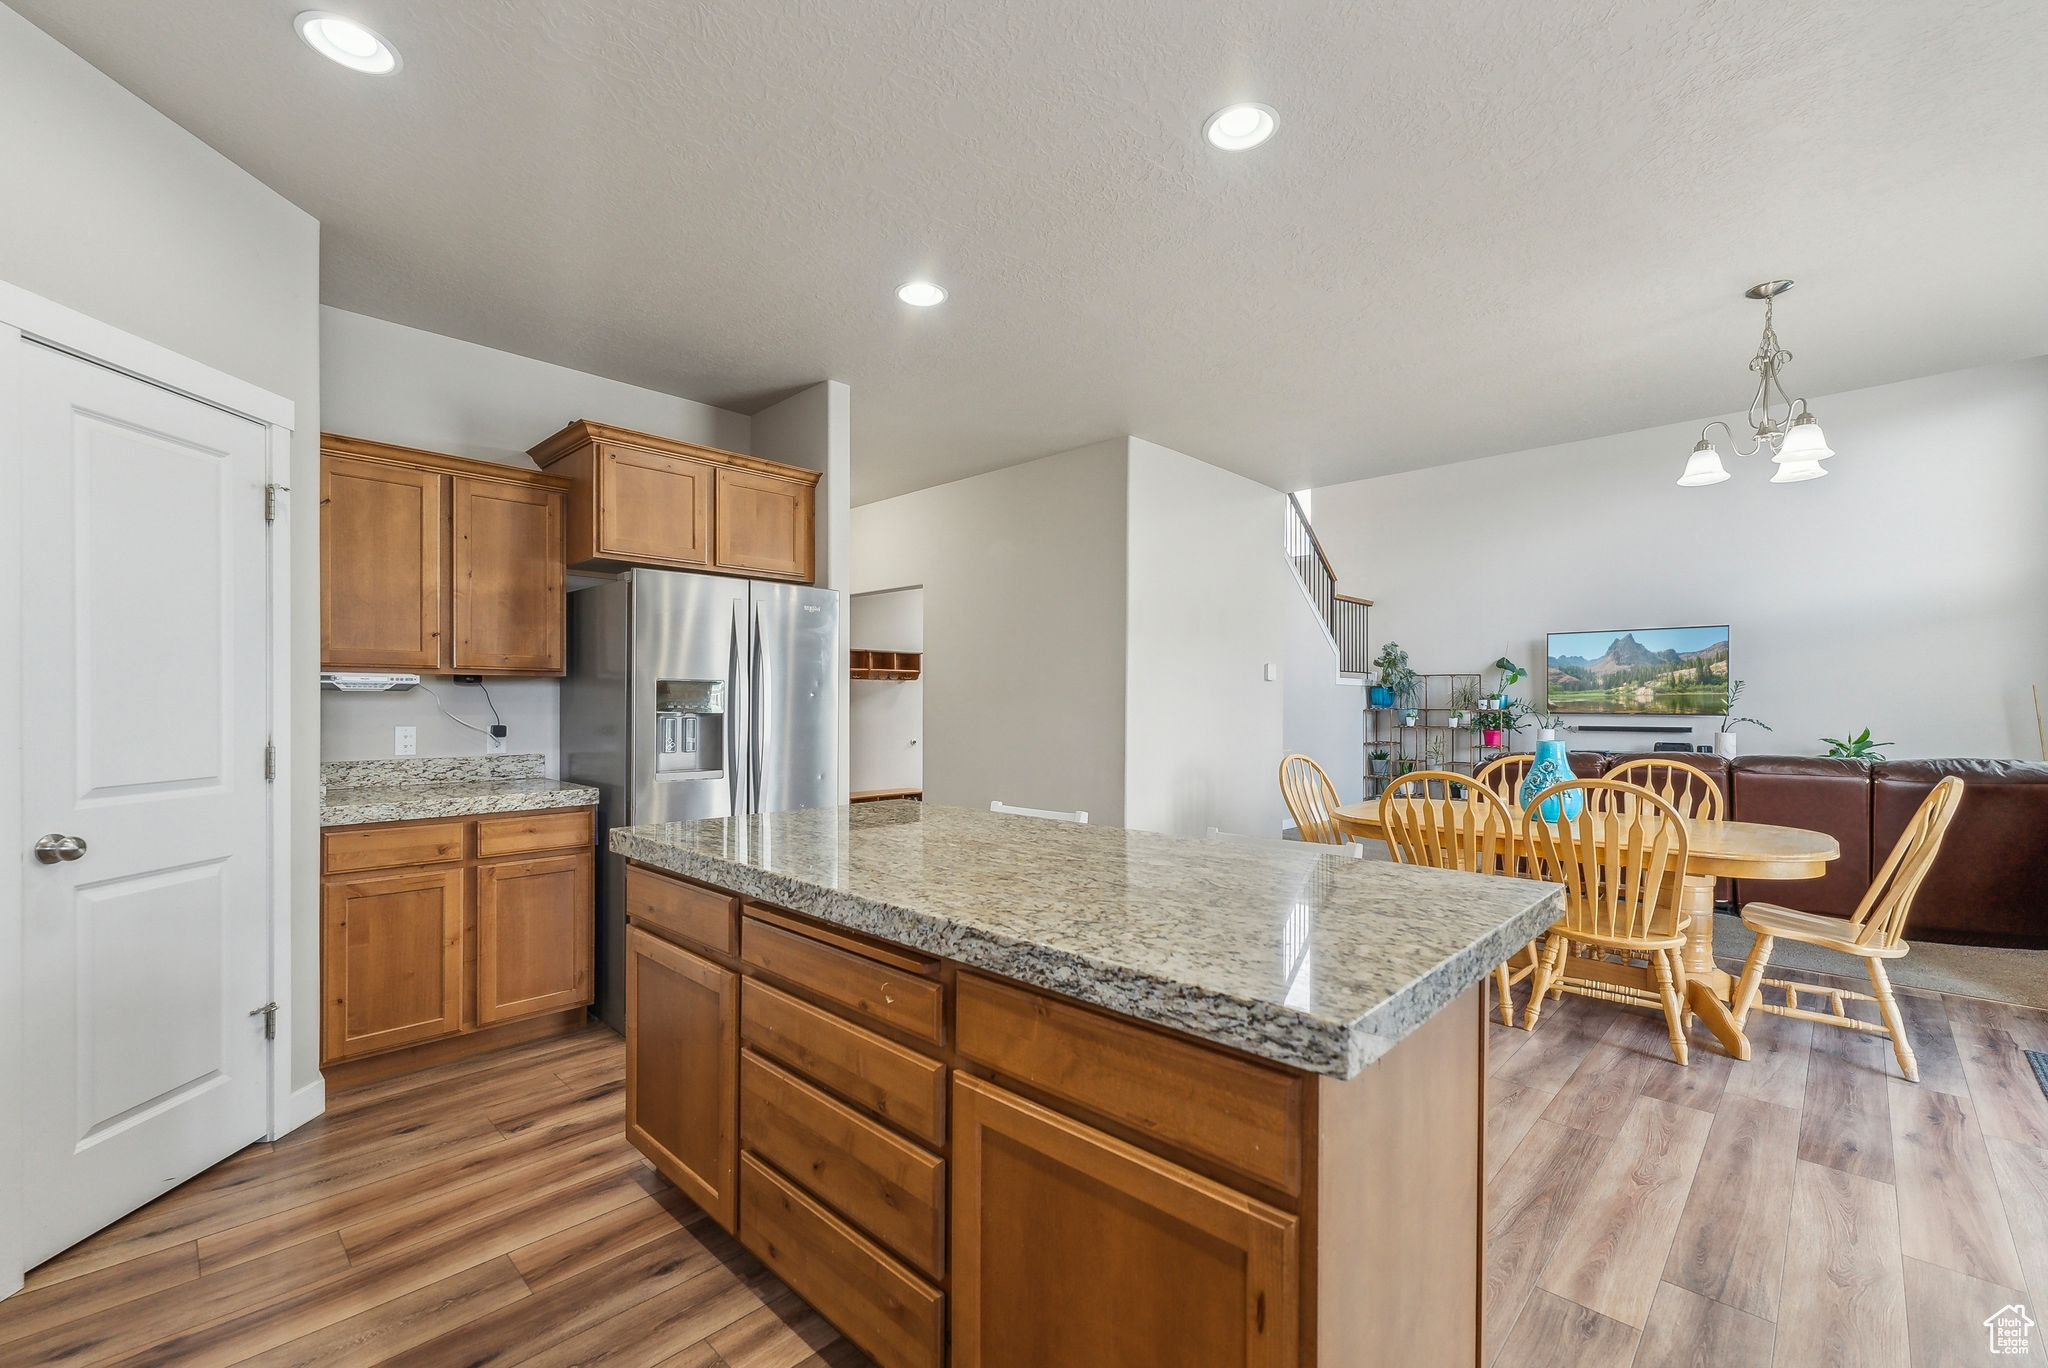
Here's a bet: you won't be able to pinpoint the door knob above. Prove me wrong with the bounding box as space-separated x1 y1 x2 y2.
33 833 88 864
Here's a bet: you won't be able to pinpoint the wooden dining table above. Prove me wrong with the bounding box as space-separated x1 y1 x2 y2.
1331 798 1840 1061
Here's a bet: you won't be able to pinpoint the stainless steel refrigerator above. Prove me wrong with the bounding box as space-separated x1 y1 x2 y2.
563 569 840 1027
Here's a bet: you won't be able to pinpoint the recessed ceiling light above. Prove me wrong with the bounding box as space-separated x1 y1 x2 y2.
295 11 401 74
897 281 947 307
1203 103 1277 151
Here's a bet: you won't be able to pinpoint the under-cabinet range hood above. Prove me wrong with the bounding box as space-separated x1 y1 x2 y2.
319 672 421 691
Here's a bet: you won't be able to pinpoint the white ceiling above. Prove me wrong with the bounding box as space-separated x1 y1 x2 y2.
20 0 2048 503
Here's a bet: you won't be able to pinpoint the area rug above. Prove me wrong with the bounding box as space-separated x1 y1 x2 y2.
1713 912 2048 1011
2030 1050 2048 1100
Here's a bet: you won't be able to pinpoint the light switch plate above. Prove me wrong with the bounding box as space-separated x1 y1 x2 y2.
394 725 416 756
1264 663 1278 681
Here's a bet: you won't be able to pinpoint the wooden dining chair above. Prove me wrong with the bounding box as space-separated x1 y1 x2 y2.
1278 754 1347 845
1521 780 1694 1064
1475 753 1533 806
1380 771 1539 1026
1730 776 1964 1082
1603 757 1724 821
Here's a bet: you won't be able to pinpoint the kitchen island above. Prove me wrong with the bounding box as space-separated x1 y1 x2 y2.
610 802 1560 1368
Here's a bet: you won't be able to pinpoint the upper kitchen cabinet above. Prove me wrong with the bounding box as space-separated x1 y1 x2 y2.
321 435 569 676
528 421 820 583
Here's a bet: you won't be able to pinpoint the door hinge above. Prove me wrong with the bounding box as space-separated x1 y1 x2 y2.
264 740 278 782
250 1002 279 1040
264 483 288 523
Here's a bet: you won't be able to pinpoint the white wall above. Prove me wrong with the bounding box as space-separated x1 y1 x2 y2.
1123 441 1293 838
0 2 325 1117
753 381 853 800
849 588 925 794
1283 590 1368 809
853 441 1130 823
317 307 752 774
1312 357 2048 760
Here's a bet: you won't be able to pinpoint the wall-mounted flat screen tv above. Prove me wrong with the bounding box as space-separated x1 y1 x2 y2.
1545 626 1730 716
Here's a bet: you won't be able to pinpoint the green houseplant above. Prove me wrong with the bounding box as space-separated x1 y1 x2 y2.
1822 727 1893 760
1714 679 1771 759
1372 641 1420 710
1368 748 1390 778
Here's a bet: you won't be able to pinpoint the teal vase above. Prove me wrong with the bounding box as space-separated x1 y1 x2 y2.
1518 731 1583 821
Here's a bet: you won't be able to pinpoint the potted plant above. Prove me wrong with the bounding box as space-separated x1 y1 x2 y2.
1476 698 1527 749
1401 706 1419 727
1822 727 1893 761
1368 749 1390 778
1715 679 1771 759
1371 641 1419 712
1448 681 1479 729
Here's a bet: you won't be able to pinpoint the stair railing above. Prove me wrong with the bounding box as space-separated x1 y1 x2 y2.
1285 493 1372 674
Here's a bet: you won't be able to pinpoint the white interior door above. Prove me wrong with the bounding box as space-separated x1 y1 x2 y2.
17 339 272 1267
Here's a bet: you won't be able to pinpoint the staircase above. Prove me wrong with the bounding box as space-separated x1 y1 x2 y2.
1285 493 1372 675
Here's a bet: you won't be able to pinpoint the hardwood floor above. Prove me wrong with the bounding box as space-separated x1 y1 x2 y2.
1487 968 2048 1367
6 970 2046 1366
0 1027 874 1368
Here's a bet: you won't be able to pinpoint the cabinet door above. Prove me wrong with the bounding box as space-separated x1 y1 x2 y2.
451 477 564 673
626 925 738 1230
321 455 447 669
595 442 712 568
475 850 593 1025
321 867 466 1063
713 466 814 581
951 1075 1298 1368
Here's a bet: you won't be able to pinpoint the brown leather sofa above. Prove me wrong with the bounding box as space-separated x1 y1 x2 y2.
1550 750 2048 947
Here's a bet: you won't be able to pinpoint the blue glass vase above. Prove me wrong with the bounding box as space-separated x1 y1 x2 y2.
1518 730 1583 822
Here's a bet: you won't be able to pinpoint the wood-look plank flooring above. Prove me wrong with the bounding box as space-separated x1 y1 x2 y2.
7 969 2047 1366
1487 967 2048 1367
1 1028 876 1368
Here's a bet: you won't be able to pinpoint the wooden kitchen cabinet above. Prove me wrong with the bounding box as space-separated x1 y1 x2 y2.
476 850 594 1025
320 866 467 1062
320 455 445 670
714 466 815 580
320 435 568 676
320 808 596 1081
451 475 565 672
528 420 819 582
626 925 739 1230
950 1074 1299 1368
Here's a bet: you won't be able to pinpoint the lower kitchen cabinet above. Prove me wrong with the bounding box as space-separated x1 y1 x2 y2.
477 850 594 1024
320 808 596 1077
949 1074 1299 1368
625 924 738 1230
321 866 466 1061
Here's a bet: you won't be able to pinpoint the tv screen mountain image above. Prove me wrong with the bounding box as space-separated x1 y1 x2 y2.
1545 626 1730 716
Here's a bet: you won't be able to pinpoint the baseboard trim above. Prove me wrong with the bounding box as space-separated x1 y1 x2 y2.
275 1077 326 1139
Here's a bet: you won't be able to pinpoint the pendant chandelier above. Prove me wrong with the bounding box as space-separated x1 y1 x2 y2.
1677 280 1836 487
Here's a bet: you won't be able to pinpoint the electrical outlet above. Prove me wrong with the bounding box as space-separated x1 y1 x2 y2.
485 732 507 755
394 725 416 756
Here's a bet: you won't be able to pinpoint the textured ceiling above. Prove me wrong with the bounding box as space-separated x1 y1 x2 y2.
19 0 2048 502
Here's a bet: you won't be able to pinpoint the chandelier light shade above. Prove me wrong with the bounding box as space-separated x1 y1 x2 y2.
1679 280 1839 488
1677 440 1732 486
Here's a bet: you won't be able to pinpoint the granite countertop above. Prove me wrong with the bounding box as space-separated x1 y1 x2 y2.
321 754 599 828
611 802 1562 1079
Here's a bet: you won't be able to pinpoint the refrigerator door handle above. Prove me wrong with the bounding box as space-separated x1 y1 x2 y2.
750 601 765 813
729 597 744 815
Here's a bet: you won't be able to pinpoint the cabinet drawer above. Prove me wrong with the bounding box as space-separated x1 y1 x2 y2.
955 973 1304 1195
627 865 738 956
741 1051 944 1277
740 914 943 1045
476 807 592 859
740 978 945 1147
738 1153 943 1368
323 820 467 875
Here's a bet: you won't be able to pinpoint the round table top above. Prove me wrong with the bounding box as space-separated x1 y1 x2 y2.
1331 798 1841 880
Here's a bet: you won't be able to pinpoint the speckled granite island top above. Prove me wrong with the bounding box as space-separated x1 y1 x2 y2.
320 754 598 828
611 802 1562 1079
